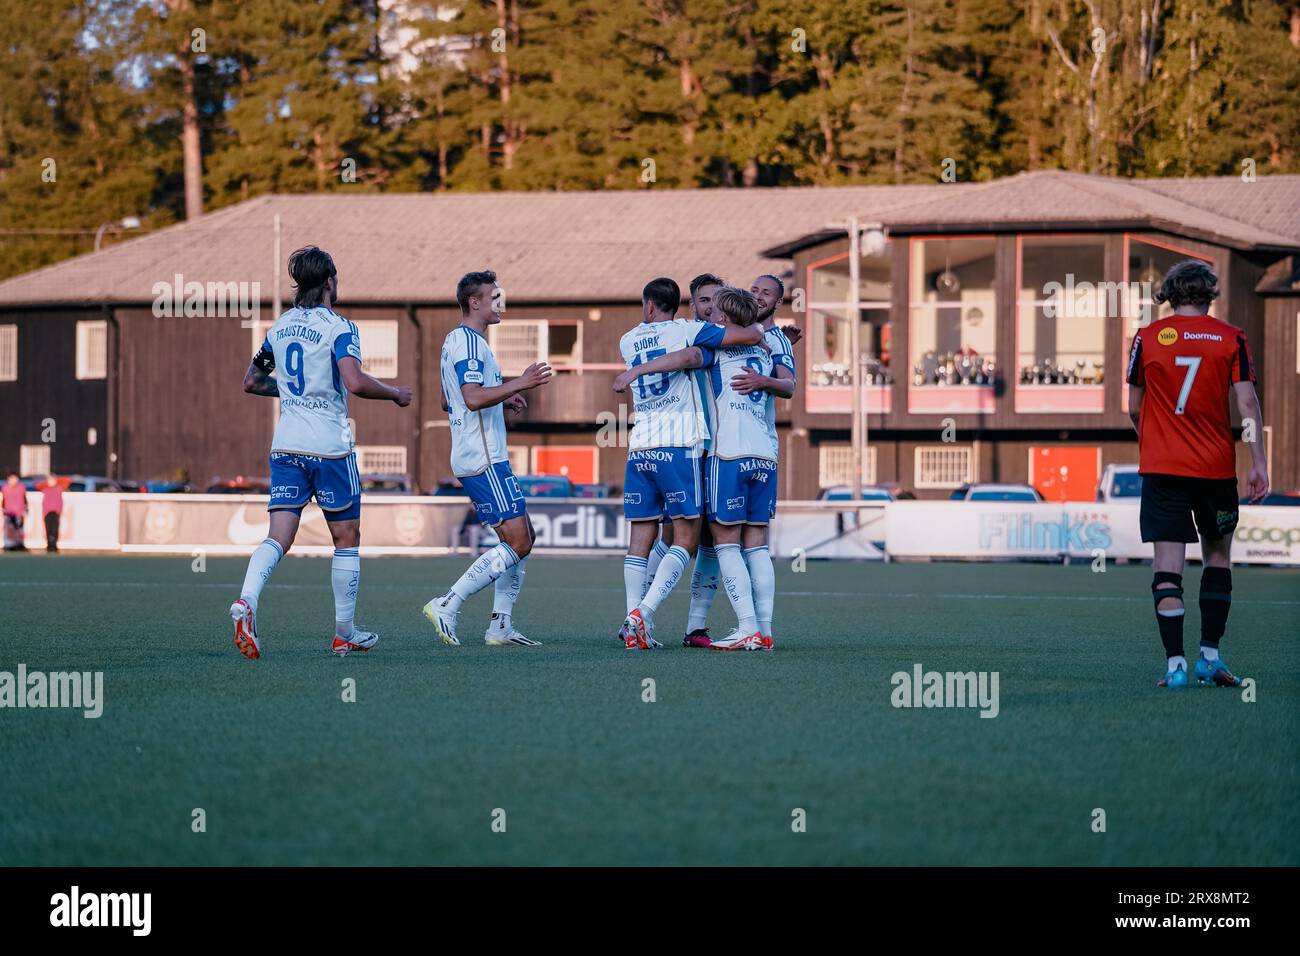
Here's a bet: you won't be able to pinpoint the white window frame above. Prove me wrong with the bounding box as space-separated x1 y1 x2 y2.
914 445 975 489
818 444 878 488
489 320 547 376
20 444 50 477
807 249 893 390
76 320 108 380
355 445 408 474
506 445 530 476
546 320 583 370
353 320 399 379
0 325 16 382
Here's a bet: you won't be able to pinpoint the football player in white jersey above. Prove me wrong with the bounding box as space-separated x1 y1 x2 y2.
422 270 552 647
726 274 798 645
619 287 780 650
232 246 413 660
679 274 797 647
613 277 766 650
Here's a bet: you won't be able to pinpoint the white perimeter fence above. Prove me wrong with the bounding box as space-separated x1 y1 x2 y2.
8 492 1300 566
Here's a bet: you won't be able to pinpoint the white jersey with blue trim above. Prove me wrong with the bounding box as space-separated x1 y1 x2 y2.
619 319 726 451
260 306 359 458
763 325 796 460
441 325 509 477
709 342 776 461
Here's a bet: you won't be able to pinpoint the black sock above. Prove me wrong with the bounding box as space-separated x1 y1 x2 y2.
1199 566 1232 649
1152 572 1185 660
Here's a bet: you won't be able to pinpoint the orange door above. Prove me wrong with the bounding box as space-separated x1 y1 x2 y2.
532 447 597 484
1030 446 1100 502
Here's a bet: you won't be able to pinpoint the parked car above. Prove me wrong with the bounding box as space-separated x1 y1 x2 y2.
818 485 896 502
63 475 124 493
1245 490 1300 506
1097 464 1142 502
574 482 613 499
205 477 271 494
516 475 574 498
360 473 414 494
429 480 466 497
951 482 1044 502
116 480 147 493
146 480 194 494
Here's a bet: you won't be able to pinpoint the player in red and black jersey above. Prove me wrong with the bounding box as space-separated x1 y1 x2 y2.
1126 260 1269 689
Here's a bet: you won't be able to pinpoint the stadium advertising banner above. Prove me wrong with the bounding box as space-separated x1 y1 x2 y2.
25 493 1297 565
115 495 887 558
883 501 1300 566
19 491 121 551
119 495 465 554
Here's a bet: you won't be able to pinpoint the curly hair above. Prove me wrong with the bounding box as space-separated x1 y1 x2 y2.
1153 260 1220 309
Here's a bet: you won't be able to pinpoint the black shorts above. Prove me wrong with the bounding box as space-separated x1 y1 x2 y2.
1139 473 1239 544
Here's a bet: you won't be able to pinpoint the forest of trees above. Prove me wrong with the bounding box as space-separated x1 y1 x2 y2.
1 0 1297 280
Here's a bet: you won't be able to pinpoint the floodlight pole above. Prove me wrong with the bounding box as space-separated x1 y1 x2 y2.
270 213 282 430
847 215 864 504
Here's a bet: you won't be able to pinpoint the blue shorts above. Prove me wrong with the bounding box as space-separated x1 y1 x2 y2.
623 447 703 521
269 452 361 522
706 456 778 525
460 460 527 527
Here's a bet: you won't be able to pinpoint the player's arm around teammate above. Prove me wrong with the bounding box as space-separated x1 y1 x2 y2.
611 347 708 393
729 361 795 399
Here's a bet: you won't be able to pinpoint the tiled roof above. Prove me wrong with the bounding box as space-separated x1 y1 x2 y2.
1 172 1295 307
0 185 962 307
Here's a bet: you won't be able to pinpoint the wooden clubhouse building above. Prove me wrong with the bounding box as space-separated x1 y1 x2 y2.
1 171 1298 500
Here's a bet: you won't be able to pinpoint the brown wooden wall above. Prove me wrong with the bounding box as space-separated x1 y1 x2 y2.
0 309 108 476
4 245 1294 499
1262 296 1300 490
111 305 421 485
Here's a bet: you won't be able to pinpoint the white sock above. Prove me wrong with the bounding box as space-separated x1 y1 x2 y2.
240 538 284 612
1200 646 1219 661
332 547 360 637
492 556 527 620
686 546 719 631
715 543 757 634
444 542 520 613
642 539 669 601
638 545 690 616
1168 654 1187 671
744 545 775 636
624 554 649 614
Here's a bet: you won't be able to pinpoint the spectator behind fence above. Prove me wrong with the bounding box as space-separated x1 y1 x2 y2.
3 472 28 552
41 474 64 553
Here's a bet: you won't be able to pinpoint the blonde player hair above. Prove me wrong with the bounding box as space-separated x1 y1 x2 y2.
712 286 760 328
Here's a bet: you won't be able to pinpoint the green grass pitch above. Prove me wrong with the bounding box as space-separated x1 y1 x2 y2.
2 554 1297 866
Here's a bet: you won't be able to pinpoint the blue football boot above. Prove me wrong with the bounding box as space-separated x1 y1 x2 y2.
1157 661 1189 689
1195 653 1242 687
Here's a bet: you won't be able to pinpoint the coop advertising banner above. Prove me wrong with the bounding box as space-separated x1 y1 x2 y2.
884 501 1300 565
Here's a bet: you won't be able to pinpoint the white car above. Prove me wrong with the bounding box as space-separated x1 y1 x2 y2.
1097 464 1142 502
950 483 1044 502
